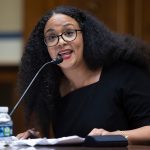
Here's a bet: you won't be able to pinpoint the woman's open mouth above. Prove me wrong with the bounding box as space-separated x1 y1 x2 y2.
58 49 73 60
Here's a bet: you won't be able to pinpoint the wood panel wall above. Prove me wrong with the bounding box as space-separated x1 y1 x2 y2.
1 0 149 135
24 0 150 43
0 66 25 135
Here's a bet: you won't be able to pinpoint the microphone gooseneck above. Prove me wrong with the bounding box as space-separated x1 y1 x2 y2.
52 54 63 64
9 55 63 116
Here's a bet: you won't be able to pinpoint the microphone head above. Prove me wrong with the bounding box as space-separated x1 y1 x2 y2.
52 55 63 64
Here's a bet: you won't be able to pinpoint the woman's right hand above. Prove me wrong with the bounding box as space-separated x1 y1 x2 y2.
16 128 41 139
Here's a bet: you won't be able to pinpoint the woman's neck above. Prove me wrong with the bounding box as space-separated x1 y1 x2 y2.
60 64 102 96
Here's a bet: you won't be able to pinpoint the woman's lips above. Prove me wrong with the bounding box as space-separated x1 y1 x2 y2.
58 50 73 60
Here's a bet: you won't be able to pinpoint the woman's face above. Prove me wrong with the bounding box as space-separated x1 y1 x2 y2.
44 14 84 70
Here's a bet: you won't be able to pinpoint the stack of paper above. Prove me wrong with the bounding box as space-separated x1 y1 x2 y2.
11 135 85 147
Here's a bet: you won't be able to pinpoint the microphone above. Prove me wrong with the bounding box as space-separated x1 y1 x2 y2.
9 55 63 116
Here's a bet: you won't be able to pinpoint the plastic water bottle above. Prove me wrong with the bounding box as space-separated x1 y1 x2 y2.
0 107 13 137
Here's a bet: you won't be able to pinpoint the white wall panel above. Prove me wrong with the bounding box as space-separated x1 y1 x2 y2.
0 0 24 65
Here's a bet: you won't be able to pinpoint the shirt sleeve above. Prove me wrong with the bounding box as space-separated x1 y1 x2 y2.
122 65 150 128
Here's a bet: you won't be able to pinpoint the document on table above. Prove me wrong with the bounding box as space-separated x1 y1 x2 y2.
0 135 128 147
10 135 85 146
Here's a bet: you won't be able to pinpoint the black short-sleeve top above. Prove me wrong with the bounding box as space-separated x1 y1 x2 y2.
53 62 150 138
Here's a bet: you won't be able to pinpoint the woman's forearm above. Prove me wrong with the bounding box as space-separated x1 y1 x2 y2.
88 126 150 145
113 126 150 145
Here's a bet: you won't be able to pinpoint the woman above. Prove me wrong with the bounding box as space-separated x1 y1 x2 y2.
17 5 150 144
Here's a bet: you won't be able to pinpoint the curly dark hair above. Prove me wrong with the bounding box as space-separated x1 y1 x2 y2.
18 5 150 137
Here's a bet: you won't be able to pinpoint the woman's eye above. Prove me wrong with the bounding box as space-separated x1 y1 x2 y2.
64 30 75 37
47 35 57 41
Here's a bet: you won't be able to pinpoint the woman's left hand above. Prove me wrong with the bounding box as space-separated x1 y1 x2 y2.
88 128 116 136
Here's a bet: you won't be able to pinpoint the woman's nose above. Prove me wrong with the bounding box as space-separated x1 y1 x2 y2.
58 36 67 46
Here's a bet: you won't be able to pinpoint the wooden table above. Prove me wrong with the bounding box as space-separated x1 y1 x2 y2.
3 145 150 150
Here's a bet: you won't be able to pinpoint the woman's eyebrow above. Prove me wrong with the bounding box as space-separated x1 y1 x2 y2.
63 22 74 26
45 28 54 34
45 23 76 34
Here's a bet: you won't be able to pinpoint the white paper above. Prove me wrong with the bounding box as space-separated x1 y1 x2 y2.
11 135 85 147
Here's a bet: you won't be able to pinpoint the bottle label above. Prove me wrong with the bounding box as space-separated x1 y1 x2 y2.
0 125 13 137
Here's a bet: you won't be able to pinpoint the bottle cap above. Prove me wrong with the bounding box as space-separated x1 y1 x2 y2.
0 106 8 113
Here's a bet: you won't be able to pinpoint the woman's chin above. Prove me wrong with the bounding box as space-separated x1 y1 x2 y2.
58 61 77 70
